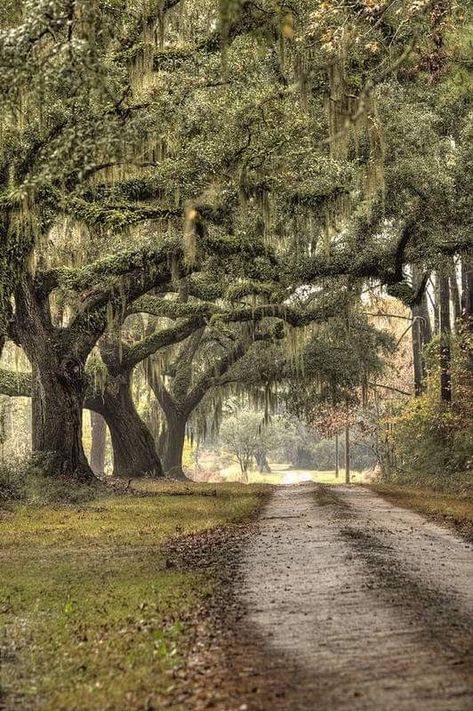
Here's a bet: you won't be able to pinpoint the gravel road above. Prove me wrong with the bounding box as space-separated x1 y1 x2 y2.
239 483 473 711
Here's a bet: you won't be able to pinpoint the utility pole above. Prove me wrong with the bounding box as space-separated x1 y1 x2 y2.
335 433 339 479
345 425 350 485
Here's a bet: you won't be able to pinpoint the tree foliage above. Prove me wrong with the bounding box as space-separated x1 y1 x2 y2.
0 0 472 483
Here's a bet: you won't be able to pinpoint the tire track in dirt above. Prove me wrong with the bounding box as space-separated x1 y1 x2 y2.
238 483 473 710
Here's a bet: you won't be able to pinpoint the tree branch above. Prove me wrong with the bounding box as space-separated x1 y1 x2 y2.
125 317 206 370
0 368 32 397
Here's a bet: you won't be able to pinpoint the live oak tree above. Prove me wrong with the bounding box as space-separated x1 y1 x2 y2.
0 0 185 476
11 241 187 479
1 0 473 484
135 289 336 478
148 322 276 479
0 0 286 478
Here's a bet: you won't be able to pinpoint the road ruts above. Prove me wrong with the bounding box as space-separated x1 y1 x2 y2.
238 483 473 711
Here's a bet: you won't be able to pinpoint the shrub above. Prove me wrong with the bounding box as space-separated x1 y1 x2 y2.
383 330 473 492
0 455 28 501
0 454 104 505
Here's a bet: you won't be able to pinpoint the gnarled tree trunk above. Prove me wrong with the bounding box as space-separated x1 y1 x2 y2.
30 360 92 478
88 371 162 478
15 277 94 480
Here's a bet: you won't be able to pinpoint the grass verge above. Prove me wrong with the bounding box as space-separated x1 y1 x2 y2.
0 480 269 711
372 484 473 541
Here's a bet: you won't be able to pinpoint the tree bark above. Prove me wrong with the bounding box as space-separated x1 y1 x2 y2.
14 276 95 480
439 272 452 403
90 411 106 476
433 274 440 334
418 291 432 344
88 372 162 478
450 271 461 322
411 266 432 395
411 316 424 396
30 362 92 478
461 253 473 329
161 410 187 479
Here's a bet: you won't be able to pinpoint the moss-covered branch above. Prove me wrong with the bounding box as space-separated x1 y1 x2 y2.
36 238 184 295
296 222 473 287
214 303 338 327
63 195 182 231
130 296 215 320
125 317 206 370
65 261 188 361
131 295 334 327
225 280 284 302
0 368 31 397
37 232 275 298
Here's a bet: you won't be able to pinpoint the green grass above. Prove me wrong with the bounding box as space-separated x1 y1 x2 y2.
372 484 473 541
0 481 267 711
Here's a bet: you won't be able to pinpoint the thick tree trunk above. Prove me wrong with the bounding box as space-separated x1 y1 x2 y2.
89 373 162 478
90 412 106 476
161 411 187 480
439 273 452 403
15 276 95 480
31 363 92 479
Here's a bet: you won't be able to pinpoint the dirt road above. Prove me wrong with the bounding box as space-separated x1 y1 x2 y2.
238 483 473 710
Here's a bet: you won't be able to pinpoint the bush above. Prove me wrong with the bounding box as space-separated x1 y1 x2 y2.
0 455 28 501
383 335 473 493
0 454 104 505
383 403 469 491
25 473 104 505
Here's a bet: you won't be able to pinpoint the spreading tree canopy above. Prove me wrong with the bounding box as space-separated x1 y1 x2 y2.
0 0 472 479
